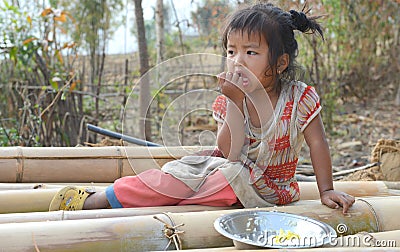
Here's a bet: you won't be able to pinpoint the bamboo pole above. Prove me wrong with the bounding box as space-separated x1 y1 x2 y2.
0 182 110 191
367 197 400 231
369 230 400 243
299 181 391 200
0 181 391 195
0 198 370 224
0 146 210 183
171 198 384 249
384 181 400 190
0 205 240 224
0 189 58 213
0 181 395 214
0 197 398 251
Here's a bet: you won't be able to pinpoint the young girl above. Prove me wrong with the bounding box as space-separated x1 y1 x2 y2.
49 3 354 213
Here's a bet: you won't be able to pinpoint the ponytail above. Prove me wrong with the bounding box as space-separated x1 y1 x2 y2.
289 9 324 40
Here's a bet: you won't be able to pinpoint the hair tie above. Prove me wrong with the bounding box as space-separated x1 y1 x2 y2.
289 10 309 32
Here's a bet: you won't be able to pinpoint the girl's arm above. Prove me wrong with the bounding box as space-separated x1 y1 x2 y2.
216 72 246 161
303 114 355 213
217 100 245 161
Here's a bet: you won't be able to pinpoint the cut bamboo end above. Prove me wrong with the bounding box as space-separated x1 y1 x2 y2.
362 197 400 232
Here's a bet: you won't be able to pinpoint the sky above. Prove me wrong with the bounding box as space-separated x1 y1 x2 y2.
107 0 196 55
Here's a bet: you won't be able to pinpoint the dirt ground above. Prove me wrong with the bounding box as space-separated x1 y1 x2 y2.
299 98 399 181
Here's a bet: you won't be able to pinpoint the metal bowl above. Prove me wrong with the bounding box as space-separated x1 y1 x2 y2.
214 210 337 249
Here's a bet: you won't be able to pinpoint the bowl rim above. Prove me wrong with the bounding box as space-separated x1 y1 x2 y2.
213 210 337 249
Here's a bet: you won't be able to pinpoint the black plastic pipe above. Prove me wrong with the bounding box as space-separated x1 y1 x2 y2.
87 124 162 147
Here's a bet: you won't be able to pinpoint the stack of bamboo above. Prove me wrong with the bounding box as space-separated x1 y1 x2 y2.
0 146 399 251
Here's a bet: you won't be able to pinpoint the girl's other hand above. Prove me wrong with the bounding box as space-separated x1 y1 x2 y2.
320 190 355 214
217 72 245 104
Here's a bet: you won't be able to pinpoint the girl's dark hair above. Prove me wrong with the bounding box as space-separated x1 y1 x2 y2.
221 2 323 86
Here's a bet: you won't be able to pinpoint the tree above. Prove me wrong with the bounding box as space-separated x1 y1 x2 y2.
133 0 152 140
60 0 123 86
155 0 165 64
58 0 123 142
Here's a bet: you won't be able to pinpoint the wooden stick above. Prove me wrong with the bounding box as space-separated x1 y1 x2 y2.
296 162 380 181
332 162 380 177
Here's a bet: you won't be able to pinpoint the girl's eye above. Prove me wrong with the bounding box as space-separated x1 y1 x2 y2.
227 50 234 55
247 51 257 55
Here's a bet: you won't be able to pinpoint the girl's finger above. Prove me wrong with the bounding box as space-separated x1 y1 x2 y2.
225 71 233 82
323 198 340 210
231 72 240 84
235 75 243 89
340 194 355 214
341 199 352 214
217 72 226 84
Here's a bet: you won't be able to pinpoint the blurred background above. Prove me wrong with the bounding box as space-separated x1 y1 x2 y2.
0 0 398 170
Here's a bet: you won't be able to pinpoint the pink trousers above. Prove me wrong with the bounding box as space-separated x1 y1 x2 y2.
112 169 238 208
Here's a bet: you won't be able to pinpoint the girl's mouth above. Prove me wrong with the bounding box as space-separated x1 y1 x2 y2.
239 72 250 87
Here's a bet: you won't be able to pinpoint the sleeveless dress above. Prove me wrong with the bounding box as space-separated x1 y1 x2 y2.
211 81 321 205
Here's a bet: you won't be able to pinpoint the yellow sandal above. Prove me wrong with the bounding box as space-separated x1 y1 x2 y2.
49 186 95 211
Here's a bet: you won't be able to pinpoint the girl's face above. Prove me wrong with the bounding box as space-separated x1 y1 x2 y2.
226 30 274 93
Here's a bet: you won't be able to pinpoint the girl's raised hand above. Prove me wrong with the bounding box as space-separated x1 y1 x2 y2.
217 72 245 104
320 189 355 214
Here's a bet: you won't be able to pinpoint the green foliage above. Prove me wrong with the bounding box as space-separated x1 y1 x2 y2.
0 2 82 146
0 0 130 147
0 126 18 147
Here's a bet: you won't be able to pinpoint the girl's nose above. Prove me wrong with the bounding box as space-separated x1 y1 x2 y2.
234 53 244 66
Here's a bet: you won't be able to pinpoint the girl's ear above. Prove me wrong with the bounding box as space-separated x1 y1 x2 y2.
277 53 289 73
